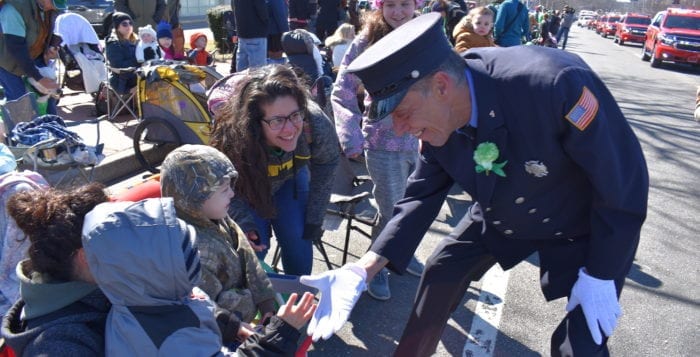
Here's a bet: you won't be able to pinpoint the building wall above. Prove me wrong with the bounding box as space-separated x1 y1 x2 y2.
179 0 228 17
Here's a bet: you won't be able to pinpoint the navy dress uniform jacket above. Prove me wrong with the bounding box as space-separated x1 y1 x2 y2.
370 46 649 300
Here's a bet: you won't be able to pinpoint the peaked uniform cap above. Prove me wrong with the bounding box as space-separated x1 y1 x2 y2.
346 13 452 121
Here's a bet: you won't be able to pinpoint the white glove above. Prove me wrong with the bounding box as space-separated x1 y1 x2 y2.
565 267 621 345
299 263 367 341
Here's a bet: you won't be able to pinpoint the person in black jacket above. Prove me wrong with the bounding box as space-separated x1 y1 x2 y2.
289 0 313 30
233 0 269 71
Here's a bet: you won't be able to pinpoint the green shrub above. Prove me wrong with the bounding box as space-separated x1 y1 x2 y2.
207 5 232 53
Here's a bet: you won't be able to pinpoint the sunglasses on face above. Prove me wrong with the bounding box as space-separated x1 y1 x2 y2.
120 20 133 27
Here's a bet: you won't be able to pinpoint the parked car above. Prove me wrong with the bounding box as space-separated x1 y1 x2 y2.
599 14 622 38
642 8 700 68
614 13 651 46
578 15 595 27
588 16 599 30
65 0 114 39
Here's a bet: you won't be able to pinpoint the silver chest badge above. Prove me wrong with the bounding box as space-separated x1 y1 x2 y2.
525 160 548 178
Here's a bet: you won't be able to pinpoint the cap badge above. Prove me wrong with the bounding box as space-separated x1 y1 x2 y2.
524 160 548 178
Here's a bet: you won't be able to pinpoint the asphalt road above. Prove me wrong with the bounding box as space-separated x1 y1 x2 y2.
298 25 700 356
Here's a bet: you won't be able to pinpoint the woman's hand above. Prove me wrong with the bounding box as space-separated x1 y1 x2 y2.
277 292 317 330
245 231 267 252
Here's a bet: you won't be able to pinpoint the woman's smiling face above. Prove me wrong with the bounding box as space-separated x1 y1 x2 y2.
260 95 303 152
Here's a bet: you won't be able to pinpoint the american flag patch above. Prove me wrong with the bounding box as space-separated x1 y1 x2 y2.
565 86 599 131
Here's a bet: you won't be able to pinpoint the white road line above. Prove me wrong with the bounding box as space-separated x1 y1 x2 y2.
462 265 510 357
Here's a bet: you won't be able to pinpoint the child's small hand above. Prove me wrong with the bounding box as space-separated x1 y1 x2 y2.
276 292 317 330
237 322 257 341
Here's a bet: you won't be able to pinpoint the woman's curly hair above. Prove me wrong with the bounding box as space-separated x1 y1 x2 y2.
209 65 310 218
7 183 109 281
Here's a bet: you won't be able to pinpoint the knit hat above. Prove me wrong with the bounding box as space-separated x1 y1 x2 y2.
111 12 132 31
160 145 238 220
138 24 157 42
156 20 173 39
189 32 208 49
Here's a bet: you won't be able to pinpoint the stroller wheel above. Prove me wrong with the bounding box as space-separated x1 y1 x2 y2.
133 117 182 173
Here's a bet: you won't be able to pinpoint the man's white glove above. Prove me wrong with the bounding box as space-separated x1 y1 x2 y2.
565 267 621 345
299 263 367 341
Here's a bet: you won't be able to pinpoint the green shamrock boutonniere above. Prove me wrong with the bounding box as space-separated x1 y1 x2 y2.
474 142 507 177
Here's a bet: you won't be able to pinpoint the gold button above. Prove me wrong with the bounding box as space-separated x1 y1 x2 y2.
504 229 513 235
542 218 550 223
515 197 525 204
528 208 537 214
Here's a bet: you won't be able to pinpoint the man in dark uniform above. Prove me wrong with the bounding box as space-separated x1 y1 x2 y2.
300 13 649 356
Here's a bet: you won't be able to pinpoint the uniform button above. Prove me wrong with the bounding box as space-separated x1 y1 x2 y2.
528 208 537 214
504 229 514 235
493 220 501 225
515 197 525 204
486 207 492 212
555 232 563 236
542 218 550 223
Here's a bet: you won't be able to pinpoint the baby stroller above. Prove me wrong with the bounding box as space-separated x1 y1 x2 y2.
131 60 222 173
55 13 108 96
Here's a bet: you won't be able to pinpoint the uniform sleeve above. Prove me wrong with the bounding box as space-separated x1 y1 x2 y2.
331 35 367 157
549 67 648 280
305 103 340 226
371 147 455 273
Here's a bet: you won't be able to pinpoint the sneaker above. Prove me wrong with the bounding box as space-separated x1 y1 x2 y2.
367 268 391 301
406 256 425 277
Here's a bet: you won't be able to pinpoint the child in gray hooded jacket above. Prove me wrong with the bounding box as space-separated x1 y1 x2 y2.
82 198 316 356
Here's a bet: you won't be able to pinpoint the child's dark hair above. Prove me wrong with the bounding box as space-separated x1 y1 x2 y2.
7 183 109 281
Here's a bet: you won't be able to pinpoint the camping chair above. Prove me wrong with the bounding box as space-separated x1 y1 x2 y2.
324 154 377 265
1 93 105 187
271 154 377 271
96 66 140 124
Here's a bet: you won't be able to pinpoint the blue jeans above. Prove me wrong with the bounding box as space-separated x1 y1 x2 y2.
365 149 418 239
253 166 313 275
0 67 26 101
556 26 571 49
236 37 268 72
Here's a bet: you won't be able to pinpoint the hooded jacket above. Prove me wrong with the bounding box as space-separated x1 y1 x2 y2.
81 198 227 356
187 32 213 66
160 145 277 324
1 260 110 356
452 17 495 53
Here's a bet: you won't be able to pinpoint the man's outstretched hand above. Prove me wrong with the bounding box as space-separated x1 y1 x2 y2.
566 267 621 345
300 263 367 341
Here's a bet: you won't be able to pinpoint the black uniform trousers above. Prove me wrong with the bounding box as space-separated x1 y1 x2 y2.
393 223 630 357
